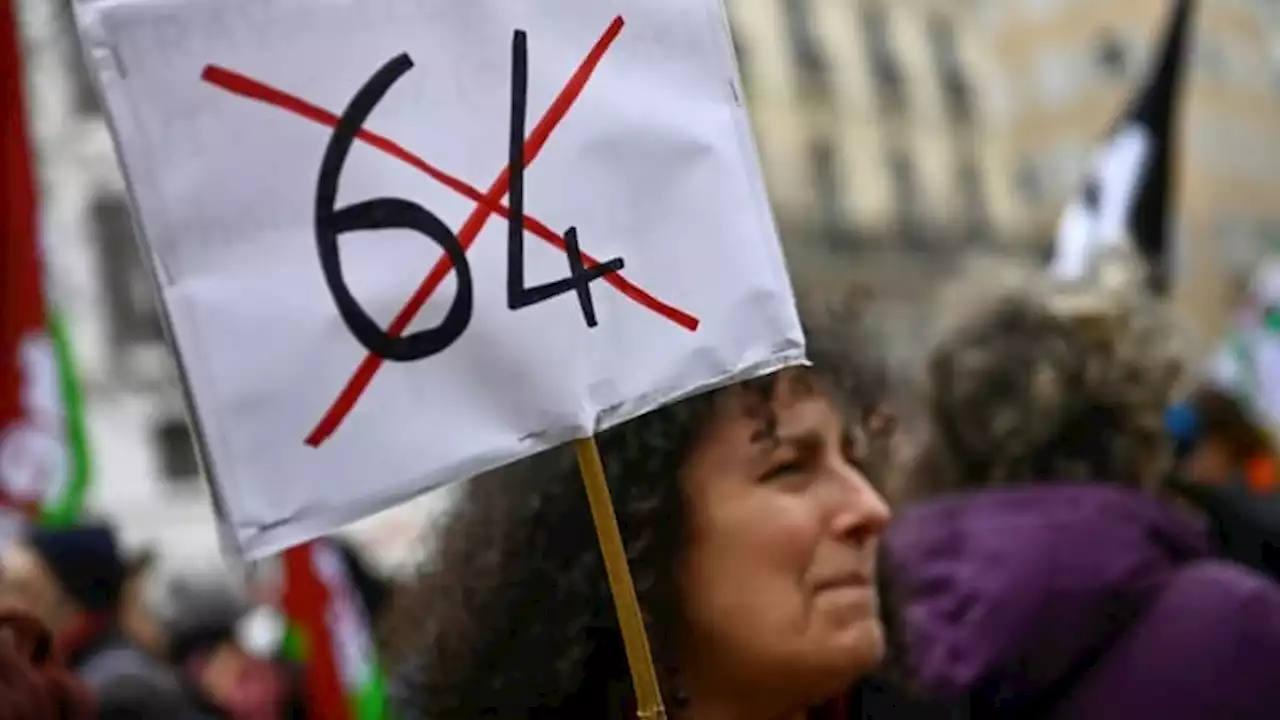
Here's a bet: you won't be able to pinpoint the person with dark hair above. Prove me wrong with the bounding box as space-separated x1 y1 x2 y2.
0 524 188 717
118 548 167 660
94 674 189 720
1164 384 1280 581
165 579 296 720
381 311 908 718
884 253 1280 717
0 610 93 719
1168 385 1278 491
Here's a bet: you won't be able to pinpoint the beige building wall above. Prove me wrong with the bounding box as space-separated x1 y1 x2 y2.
979 0 1280 344
727 0 1028 275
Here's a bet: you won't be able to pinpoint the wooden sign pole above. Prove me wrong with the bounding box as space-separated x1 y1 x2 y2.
573 437 668 719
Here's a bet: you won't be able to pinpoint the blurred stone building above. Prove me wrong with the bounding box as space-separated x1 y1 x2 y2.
726 0 1028 361
979 0 1280 343
14 0 222 570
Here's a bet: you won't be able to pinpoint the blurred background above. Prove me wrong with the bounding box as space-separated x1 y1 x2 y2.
10 0 1280 580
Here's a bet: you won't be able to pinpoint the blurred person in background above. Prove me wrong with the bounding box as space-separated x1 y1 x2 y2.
119 548 168 660
1167 384 1277 491
0 609 93 719
95 674 190 720
0 523 188 715
882 251 1280 718
166 578 299 719
1165 385 1280 580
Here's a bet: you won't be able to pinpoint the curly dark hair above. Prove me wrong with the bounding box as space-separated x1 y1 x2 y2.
907 252 1185 499
379 307 893 718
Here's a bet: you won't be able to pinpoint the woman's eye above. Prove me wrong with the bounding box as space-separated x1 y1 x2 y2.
761 460 805 482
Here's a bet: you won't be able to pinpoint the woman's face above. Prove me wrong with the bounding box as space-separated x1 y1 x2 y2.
676 370 891 711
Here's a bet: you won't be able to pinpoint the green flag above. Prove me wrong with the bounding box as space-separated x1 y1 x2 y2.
38 310 92 527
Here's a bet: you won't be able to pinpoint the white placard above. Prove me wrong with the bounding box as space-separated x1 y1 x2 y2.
76 0 804 557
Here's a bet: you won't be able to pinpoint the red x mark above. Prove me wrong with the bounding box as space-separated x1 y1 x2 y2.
200 16 700 447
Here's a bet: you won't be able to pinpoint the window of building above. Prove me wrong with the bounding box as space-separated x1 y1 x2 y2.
811 138 847 245
155 416 200 485
783 0 829 102
927 12 959 72
928 13 973 123
93 195 164 350
862 5 905 114
889 150 920 241
1094 31 1130 80
957 158 989 239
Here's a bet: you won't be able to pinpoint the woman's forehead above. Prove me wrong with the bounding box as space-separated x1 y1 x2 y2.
715 370 843 438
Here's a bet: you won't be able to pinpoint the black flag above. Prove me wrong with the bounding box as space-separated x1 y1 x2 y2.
1051 0 1195 294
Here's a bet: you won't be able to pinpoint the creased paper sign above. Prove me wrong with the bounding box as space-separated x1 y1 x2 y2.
76 0 804 557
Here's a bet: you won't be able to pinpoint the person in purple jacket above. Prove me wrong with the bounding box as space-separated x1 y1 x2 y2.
883 255 1280 719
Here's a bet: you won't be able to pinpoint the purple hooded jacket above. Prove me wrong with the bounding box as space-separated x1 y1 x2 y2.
884 484 1280 719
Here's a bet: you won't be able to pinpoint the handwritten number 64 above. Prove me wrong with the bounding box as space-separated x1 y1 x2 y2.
314 30 625 363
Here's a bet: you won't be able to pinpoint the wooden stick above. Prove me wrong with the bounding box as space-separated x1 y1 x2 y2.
573 436 667 719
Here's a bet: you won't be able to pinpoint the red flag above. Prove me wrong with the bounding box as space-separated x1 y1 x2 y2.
282 542 351 719
0 0 48 519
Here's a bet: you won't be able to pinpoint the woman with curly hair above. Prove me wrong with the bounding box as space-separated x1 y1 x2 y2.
883 253 1280 718
380 310 945 719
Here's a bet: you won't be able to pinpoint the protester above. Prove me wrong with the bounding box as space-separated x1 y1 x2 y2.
166 579 297 720
0 610 93 719
1168 384 1278 490
119 548 168 660
95 674 191 719
1164 384 1280 581
0 523 189 715
884 252 1280 717
381 311 903 718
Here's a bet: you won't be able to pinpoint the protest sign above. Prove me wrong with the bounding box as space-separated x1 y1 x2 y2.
76 0 803 558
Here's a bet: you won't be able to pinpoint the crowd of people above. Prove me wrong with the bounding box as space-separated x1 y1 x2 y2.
0 522 390 719
3 248 1280 718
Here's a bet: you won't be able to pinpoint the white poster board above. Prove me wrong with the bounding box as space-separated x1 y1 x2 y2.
76 0 803 557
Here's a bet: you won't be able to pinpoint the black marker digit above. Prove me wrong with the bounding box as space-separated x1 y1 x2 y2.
505 30 624 327
315 53 474 362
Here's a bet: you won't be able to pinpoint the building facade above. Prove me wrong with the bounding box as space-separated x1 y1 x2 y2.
14 0 224 572
725 0 1029 364
727 0 1026 255
980 0 1280 343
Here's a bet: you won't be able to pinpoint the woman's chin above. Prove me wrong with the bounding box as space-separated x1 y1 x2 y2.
805 618 887 697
